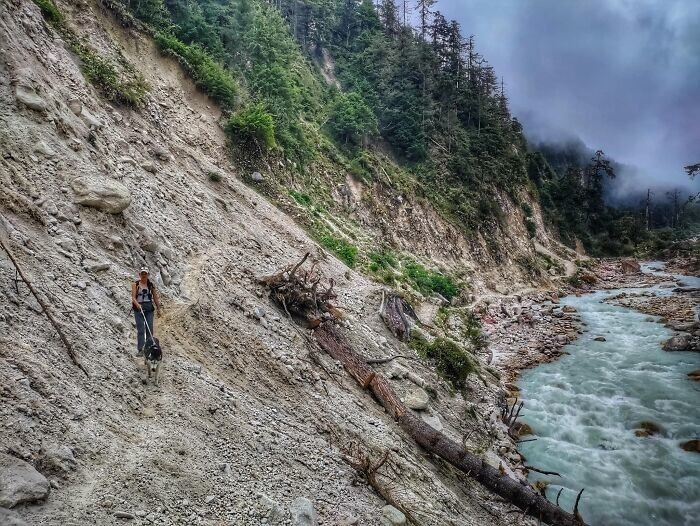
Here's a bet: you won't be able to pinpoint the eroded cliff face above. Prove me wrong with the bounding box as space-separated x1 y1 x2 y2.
0 2 564 524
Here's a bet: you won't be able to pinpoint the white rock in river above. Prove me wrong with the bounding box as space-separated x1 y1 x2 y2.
71 175 131 213
0 453 50 508
404 387 429 410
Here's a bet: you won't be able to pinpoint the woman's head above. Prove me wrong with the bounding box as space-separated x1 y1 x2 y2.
139 266 149 280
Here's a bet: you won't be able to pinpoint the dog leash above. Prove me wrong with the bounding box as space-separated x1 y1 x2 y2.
140 308 155 342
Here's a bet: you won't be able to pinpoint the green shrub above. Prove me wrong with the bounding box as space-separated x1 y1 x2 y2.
226 102 276 151
404 262 458 300
290 191 311 206
328 92 378 144
207 171 223 182
410 334 477 389
154 32 238 110
521 202 533 217
318 233 358 268
32 0 64 26
525 218 537 238
368 250 398 272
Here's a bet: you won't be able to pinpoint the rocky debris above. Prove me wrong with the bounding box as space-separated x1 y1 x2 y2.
71 175 131 213
680 439 700 453
15 84 47 112
381 505 407 525
0 508 29 526
404 387 429 410
290 497 317 526
36 444 76 476
0 453 50 508
579 271 597 285
620 259 641 274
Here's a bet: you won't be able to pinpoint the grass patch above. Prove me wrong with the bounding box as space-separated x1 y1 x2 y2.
290 191 312 206
318 233 358 268
226 102 276 152
32 0 148 107
404 262 458 300
410 334 478 390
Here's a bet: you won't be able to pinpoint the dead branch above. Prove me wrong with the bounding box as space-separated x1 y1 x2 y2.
523 465 562 477
573 489 584 523
0 237 88 376
364 354 418 365
556 488 563 507
260 257 588 526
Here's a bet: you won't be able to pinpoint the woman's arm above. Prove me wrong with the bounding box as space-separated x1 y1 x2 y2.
152 285 162 313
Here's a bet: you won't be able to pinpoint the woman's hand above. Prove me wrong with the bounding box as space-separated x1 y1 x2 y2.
134 302 142 311
156 307 163 318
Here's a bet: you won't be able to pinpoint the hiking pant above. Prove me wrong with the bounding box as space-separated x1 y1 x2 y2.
135 305 155 351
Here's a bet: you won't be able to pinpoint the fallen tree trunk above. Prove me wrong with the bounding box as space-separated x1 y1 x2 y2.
316 323 586 526
261 255 587 525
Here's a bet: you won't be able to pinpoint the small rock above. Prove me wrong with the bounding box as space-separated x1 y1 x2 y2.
634 421 663 437
404 388 429 411
34 140 55 158
290 497 317 526
84 261 110 273
251 171 264 182
0 508 29 526
0 453 50 508
338 515 359 526
204 495 216 504
420 412 443 432
254 306 266 319
114 511 135 519
80 108 103 129
594 336 606 342
37 444 76 476
562 305 577 313
141 162 157 173
259 494 284 523
687 370 700 382
67 98 82 115
381 505 406 525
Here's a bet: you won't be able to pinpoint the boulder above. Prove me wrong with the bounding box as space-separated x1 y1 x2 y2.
0 508 29 526
634 421 663 438
404 388 429 411
290 497 317 526
15 85 47 112
687 370 700 382
594 336 606 342
381 505 406 525
71 176 131 214
37 445 76 476
0 453 50 508
680 439 700 453
562 305 577 313
620 259 641 274
662 334 691 352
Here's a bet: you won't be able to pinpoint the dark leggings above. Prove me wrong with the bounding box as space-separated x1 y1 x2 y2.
135 305 155 351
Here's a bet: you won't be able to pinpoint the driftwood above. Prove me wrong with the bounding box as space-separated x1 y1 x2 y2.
0 237 88 376
260 255 588 526
380 293 417 341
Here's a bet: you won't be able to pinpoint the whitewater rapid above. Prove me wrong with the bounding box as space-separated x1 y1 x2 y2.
517 264 700 526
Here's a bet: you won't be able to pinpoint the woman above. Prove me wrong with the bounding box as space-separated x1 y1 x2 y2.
131 267 162 356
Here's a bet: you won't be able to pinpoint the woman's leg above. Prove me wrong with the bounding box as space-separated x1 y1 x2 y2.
135 310 145 353
145 309 155 341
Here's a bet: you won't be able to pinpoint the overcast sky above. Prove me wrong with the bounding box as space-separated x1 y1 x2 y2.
436 0 700 192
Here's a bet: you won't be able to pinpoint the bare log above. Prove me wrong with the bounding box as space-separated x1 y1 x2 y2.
315 323 586 526
0 237 88 376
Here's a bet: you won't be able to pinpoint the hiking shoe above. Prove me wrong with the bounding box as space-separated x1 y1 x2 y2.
134 349 143 357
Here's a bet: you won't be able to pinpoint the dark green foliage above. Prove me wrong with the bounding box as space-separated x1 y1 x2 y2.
368 250 398 272
32 0 64 25
318 233 358 268
153 32 238 110
525 218 536 238
328 91 378 144
290 191 312 206
404 262 458 300
226 103 276 151
207 171 223 182
410 334 477 389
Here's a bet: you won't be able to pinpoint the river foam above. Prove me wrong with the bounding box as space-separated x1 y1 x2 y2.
517 265 700 526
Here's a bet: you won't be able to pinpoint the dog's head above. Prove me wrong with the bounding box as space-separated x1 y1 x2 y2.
145 337 162 372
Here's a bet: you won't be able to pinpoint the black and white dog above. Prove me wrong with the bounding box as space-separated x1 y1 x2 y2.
144 337 163 385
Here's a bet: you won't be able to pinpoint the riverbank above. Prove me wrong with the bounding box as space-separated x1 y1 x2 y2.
480 258 698 386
